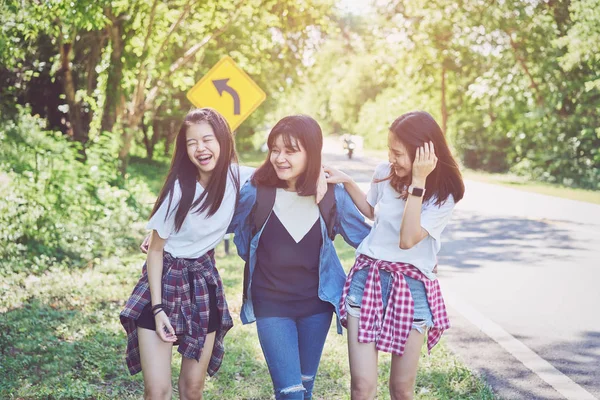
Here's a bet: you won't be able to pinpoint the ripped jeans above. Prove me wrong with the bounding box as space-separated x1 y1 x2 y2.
256 311 333 399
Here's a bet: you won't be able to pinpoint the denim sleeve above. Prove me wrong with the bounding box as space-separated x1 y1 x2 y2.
239 165 255 188
227 181 256 262
334 184 371 249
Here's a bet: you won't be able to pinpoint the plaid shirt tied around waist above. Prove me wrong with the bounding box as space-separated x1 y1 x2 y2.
340 254 450 357
120 250 233 376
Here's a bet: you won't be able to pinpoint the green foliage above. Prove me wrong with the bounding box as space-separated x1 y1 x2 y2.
0 109 153 275
3 0 599 189
558 0 600 91
1 0 599 248
272 0 600 189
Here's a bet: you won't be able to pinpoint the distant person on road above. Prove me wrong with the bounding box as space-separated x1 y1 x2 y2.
120 108 252 400
228 114 371 400
324 111 465 400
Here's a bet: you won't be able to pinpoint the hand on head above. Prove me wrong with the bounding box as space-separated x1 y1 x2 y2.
412 141 437 184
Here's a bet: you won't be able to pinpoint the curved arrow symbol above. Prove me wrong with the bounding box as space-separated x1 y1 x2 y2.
212 78 241 115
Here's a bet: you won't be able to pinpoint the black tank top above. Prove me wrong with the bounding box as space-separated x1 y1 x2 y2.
251 213 332 317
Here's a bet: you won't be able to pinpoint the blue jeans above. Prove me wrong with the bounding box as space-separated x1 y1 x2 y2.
256 311 333 399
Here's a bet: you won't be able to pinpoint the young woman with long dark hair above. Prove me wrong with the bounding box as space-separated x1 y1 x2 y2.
120 108 250 400
325 111 465 400
229 115 371 400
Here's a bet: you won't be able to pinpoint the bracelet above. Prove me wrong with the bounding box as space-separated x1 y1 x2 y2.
151 303 164 315
153 308 165 317
151 303 164 312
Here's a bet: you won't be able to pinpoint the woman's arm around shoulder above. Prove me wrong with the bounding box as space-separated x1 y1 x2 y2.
227 180 257 262
238 165 255 187
227 179 257 234
324 161 391 220
324 165 374 219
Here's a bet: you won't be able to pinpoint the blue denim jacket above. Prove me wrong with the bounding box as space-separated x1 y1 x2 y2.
228 181 371 333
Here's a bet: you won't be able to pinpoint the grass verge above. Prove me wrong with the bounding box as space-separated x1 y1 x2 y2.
462 169 600 205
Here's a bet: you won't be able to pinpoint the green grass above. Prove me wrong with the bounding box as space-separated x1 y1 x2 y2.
0 156 495 399
462 169 600 205
0 242 494 399
127 156 170 195
0 256 146 399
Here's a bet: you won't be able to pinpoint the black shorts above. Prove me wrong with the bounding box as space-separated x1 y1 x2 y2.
136 271 220 335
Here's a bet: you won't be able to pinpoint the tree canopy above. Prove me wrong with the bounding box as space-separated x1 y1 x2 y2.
1 0 598 188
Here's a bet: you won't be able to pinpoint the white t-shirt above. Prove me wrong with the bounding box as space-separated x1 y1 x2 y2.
146 165 253 258
356 162 455 280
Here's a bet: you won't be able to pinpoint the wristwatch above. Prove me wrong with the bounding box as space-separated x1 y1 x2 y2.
407 185 425 197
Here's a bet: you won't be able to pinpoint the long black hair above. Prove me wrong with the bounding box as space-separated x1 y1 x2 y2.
150 108 240 232
384 111 464 205
252 115 323 196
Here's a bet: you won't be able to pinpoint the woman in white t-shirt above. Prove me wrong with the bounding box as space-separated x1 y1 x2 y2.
324 111 465 400
120 108 249 399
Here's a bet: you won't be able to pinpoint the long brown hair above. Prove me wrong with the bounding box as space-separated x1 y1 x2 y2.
150 108 240 232
384 111 464 205
252 115 322 196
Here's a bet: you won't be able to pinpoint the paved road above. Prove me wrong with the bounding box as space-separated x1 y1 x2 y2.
322 138 600 400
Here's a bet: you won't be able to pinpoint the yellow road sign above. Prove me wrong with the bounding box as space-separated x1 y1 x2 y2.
186 56 267 131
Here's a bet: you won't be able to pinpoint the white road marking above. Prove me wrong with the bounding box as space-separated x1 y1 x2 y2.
445 293 598 400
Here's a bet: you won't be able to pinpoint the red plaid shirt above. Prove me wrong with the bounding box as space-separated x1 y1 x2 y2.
120 250 233 376
340 254 450 356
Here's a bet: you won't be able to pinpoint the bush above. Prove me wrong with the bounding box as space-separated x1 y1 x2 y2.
0 109 153 275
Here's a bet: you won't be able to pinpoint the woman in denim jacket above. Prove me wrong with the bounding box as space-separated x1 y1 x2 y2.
228 115 370 400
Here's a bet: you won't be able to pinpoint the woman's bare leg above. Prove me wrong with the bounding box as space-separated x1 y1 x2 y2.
138 327 174 400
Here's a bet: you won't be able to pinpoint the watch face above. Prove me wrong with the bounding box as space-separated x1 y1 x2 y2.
411 187 424 197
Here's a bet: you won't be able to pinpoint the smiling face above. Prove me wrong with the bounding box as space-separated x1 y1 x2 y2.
388 131 412 179
269 134 308 190
186 122 221 179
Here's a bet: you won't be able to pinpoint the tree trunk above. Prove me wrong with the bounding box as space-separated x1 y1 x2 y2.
81 30 106 96
119 0 247 167
508 34 544 107
118 0 159 171
441 64 448 135
59 42 87 148
101 10 125 134
118 126 135 174
165 120 177 156
142 113 161 160
149 117 163 159
71 30 107 138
